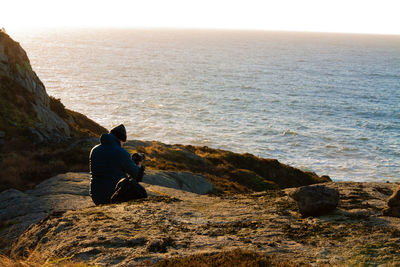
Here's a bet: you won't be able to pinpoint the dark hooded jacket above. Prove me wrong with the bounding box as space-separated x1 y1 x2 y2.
89 133 139 205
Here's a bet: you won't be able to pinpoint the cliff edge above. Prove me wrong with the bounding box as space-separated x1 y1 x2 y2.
0 31 107 191
0 30 106 143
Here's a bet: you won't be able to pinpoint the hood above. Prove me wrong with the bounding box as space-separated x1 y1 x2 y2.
100 133 120 146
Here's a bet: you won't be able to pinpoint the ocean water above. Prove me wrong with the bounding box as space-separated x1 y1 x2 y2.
12 29 400 182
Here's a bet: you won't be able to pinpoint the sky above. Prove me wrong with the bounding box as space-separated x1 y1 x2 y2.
2 0 400 35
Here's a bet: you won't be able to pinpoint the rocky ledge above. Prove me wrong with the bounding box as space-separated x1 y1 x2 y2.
0 170 214 242
2 172 400 265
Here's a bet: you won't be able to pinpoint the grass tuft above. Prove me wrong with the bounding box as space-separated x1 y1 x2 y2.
154 249 299 267
0 252 98 267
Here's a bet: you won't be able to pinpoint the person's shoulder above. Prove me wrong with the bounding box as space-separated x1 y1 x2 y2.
115 146 131 158
89 143 102 155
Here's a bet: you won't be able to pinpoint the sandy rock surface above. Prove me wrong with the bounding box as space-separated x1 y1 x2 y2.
0 171 214 243
7 176 400 266
0 173 93 241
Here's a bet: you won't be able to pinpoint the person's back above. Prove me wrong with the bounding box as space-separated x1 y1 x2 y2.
89 124 140 205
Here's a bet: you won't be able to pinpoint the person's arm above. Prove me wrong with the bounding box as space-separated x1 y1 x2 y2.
136 165 145 182
121 157 140 179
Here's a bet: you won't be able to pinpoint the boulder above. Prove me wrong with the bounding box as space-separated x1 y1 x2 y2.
382 186 400 217
143 170 214 195
0 173 94 241
290 185 339 216
382 207 400 217
387 187 400 207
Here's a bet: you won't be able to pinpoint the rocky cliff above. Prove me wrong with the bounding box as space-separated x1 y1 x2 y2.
0 30 106 143
0 31 107 191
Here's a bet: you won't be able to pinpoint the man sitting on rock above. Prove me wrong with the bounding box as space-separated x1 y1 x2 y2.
89 124 146 205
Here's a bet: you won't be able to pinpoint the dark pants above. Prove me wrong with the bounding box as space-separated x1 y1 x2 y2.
109 178 147 204
129 180 148 199
90 178 118 205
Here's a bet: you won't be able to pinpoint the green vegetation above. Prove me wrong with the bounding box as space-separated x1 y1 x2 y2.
125 141 330 193
0 138 97 192
0 136 328 193
64 109 107 138
0 31 31 73
0 31 107 192
49 96 68 119
0 83 105 192
49 96 107 137
0 76 38 136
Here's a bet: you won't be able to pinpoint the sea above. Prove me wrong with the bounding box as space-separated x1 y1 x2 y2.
11 28 400 182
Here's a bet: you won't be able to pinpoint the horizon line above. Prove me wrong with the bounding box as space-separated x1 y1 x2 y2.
5 26 400 37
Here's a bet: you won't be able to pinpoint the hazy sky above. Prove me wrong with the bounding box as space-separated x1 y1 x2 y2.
2 0 399 34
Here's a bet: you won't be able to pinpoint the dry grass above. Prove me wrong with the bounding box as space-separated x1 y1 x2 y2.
0 251 98 267
0 137 329 193
49 96 107 138
125 141 330 193
153 249 300 267
0 138 96 192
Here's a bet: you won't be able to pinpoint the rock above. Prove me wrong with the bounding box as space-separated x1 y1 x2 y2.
387 187 400 207
27 127 46 143
0 32 68 139
146 239 172 253
0 170 214 243
382 186 400 217
382 207 400 217
143 170 214 195
290 184 339 216
0 173 94 241
0 189 37 220
321 175 331 180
